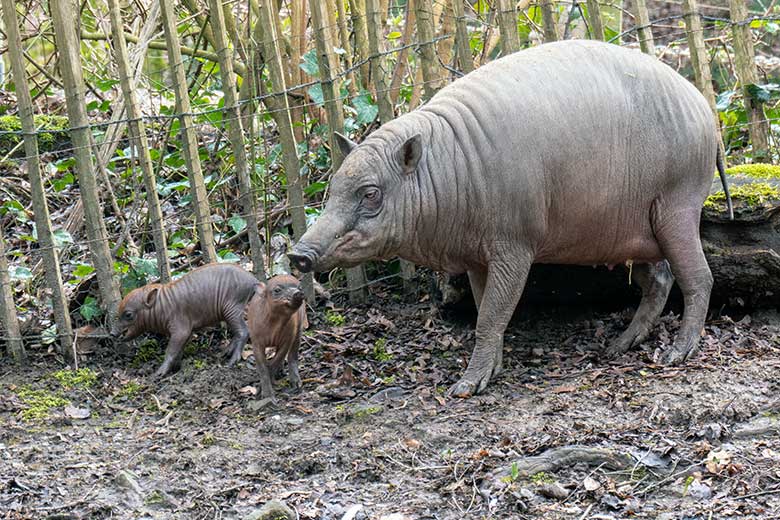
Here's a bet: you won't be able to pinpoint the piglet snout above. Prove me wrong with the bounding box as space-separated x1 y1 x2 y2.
290 289 305 306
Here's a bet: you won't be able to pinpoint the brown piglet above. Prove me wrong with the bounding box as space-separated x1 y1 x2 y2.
111 263 259 377
246 275 308 399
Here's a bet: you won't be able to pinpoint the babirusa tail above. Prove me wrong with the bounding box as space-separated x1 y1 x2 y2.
716 146 734 220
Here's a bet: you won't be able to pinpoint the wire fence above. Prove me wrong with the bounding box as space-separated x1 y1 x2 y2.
1 0 780 347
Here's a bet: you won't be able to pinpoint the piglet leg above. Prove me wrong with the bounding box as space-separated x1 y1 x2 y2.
224 310 250 367
253 342 275 400
155 328 191 377
287 334 302 392
449 252 532 398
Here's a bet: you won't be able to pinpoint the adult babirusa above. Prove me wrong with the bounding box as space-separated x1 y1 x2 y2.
290 41 733 397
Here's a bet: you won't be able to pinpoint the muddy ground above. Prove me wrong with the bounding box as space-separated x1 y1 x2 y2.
2 287 780 520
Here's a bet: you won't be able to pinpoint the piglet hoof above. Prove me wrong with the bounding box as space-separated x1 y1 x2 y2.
288 377 302 393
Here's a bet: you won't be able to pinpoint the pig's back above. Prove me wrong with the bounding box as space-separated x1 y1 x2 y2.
172 264 258 328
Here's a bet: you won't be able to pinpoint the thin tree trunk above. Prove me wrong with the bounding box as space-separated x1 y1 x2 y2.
632 0 655 55
730 0 770 161
3 0 73 357
159 0 218 264
51 0 121 323
438 0 456 70
683 0 717 113
389 0 418 104
586 0 605 40
312 0 368 303
207 0 267 279
287 0 307 143
415 0 441 101
0 230 24 362
451 0 474 73
336 0 358 97
496 0 521 54
541 0 559 41
349 0 372 90
108 0 170 282
257 0 313 300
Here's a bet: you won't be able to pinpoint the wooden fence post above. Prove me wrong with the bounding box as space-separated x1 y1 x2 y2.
3 0 73 357
632 0 655 55
159 0 218 264
586 0 605 40
541 0 559 41
107 0 171 283
496 0 521 54
683 0 717 113
0 230 25 363
730 0 771 161
452 0 474 73
51 0 122 323
312 0 368 303
257 0 313 300
207 0 267 279
416 0 442 101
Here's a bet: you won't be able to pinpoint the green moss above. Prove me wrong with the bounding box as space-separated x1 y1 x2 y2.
353 405 382 418
193 359 206 370
53 368 98 389
530 471 555 484
16 386 70 422
704 182 780 209
325 310 345 326
132 339 162 368
725 163 780 179
117 381 143 398
373 338 392 362
0 115 70 155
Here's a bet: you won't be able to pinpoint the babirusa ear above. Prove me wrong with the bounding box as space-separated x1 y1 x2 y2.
334 132 358 158
144 288 159 308
398 134 423 175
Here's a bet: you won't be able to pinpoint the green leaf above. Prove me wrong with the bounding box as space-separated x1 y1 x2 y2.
387 31 402 39
716 90 736 112
52 229 73 247
228 215 247 234
95 78 120 91
52 173 74 192
54 157 76 172
353 91 379 125
300 49 320 76
41 324 57 345
9 265 32 281
304 181 328 196
1 200 28 222
308 84 324 106
72 263 95 278
217 250 240 263
746 84 771 103
79 296 102 321
129 256 159 280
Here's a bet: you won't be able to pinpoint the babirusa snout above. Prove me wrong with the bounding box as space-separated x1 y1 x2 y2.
288 243 318 273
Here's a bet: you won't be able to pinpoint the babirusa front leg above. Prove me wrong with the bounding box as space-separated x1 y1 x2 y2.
449 251 532 398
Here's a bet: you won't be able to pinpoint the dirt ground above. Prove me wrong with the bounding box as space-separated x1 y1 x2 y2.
2 289 780 520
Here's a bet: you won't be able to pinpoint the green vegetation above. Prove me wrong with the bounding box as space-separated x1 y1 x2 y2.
725 163 780 179
132 339 162 368
501 461 521 484
117 381 143 398
353 405 382 419
53 368 98 389
373 338 392 362
530 471 555 484
705 182 780 209
16 386 69 422
193 359 206 370
0 115 70 154
325 310 346 326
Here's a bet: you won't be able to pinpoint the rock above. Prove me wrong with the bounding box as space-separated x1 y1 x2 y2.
248 397 275 411
379 514 411 520
688 480 712 500
583 476 601 491
600 493 622 510
244 499 296 520
64 405 91 420
115 470 143 496
341 504 364 520
368 387 406 404
536 482 568 500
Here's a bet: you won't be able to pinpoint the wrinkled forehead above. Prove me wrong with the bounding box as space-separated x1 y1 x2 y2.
269 276 301 290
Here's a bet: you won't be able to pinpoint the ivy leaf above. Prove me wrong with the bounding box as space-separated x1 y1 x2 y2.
72 264 95 279
745 84 771 103
9 265 32 281
353 91 379 125
300 49 320 77
716 90 736 112
79 296 102 321
52 229 73 247
228 215 247 235
217 250 240 263
308 84 324 107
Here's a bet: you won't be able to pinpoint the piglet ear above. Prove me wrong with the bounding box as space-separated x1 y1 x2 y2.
257 282 266 295
334 132 358 158
397 134 423 175
144 288 159 308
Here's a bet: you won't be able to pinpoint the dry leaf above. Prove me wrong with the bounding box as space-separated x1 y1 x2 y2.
552 385 576 394
238 385 257 396
403 438 421 450
584 476 601 491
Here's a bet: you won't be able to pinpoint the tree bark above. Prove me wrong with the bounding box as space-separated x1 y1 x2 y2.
415 0 442 102
207 0 267 280
540 0 559 42
312 0 368 303
730 0 770 162
108 0 171 283
496 0 521 54
349 0 372 91
683 0 717 113
586 0 605 40
3 0 74 357
632 0 655 55
451 0 474 73
257 0 313 300
389 0 418 104
51 0 121 323
335 0 359 97
0 229 25 363
159 0 218 264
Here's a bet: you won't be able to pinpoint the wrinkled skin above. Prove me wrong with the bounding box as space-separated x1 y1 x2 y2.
111 263 259 377
246 275 308 400
290 40 732 397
